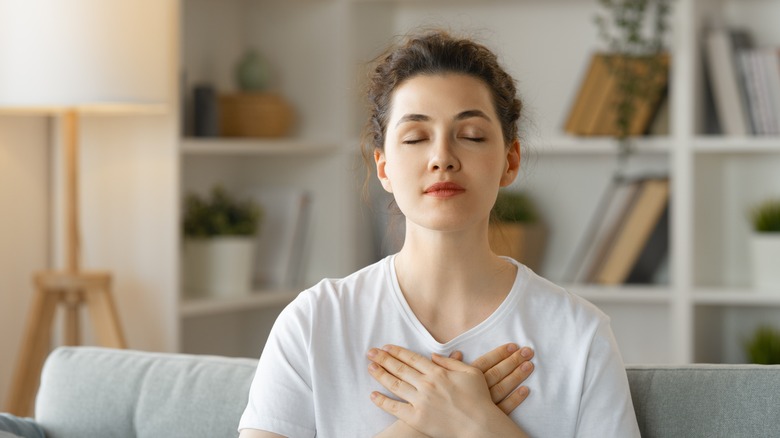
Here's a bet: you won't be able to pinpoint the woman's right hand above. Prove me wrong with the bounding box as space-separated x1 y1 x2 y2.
453 343 534 414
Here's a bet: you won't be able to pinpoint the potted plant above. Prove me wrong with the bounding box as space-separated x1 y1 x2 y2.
182 185 262 298
748 198 780 292
744 325 780 364
489 190 548 273
593 0 672 174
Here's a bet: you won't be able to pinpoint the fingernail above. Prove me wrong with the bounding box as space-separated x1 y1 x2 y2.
369 363 379 371
521 347 532 359
382 345 393 352
367 348 377 358
507 343 518 352
522 361 533 372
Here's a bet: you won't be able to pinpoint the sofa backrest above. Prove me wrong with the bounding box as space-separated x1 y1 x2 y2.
36 347 258 438
626 364 780 438
36 347 780 438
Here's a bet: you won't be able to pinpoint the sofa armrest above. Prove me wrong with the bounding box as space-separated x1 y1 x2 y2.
626 364 780 438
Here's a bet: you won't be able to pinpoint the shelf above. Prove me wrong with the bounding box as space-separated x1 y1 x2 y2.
180 290 300 317
540 136 672 155
692 136 780 154
566 284 672 304
693 288 780 306
181 138 341 156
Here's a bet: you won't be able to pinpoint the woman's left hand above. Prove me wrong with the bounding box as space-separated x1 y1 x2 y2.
367 345 526 438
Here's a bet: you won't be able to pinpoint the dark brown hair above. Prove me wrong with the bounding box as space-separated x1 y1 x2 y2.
363 30 523 156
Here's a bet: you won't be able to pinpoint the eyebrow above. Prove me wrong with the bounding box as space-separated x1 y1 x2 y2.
395 109 492 127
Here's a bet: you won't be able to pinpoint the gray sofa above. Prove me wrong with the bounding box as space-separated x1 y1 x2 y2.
22 347 780 437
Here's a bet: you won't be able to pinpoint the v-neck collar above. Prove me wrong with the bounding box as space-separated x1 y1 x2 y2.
384 254 528 353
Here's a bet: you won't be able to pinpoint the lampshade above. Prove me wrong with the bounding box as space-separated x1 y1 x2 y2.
0 0 170 110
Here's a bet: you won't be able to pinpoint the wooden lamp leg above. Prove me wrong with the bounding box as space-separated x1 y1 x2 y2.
85 274 126 349
3 271 126 417
3 275 61 417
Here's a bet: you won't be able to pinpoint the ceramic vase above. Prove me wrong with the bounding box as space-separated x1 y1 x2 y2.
750 232 780 293
236 49 271 91
183 236 255 298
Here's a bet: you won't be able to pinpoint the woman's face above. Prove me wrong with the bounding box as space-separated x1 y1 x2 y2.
375 73 520 233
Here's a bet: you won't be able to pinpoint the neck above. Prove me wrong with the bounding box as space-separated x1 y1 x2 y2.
393 220 517 342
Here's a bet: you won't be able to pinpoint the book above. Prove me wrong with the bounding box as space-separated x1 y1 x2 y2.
245 187 311 290
565 53 609 134
584 55 618 135
563 176 643 284
761 49 780 135
592 177 671 285
594 54 670 136
703 28 753 135
738 50 764 135
564 53 669 137
625 201 669 284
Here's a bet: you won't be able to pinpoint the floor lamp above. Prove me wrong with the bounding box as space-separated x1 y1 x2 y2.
0 1 169 416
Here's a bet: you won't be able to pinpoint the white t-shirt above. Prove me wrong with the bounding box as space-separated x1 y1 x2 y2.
239 255 640 437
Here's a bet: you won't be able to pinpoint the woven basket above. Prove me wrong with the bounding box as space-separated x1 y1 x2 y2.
218 93 295 137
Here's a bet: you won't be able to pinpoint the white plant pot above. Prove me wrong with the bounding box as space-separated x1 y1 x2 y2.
750 232 780 293
182 236 255 299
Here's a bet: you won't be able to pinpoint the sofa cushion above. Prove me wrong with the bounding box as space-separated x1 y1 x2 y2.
0 414 45 438
627 364 780 438
35 347 258 438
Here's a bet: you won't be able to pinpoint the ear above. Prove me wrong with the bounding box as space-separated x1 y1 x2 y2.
374 149 393 193
499 139 521 187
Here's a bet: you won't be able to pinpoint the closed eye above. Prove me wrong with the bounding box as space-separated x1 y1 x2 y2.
463 137 485 143
402 139 426 144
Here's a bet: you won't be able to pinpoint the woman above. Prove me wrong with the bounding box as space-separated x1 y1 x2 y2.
239 30 639 437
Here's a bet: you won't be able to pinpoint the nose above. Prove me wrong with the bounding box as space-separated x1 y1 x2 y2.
428 136 460 172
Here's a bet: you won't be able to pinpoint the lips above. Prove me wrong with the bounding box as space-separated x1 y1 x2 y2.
424 182 465 197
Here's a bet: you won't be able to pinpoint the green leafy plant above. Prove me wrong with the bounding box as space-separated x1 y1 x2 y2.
491 190 540 224
744 325 780 364
750 199 780 233
594 0 672 144
183 186 262 238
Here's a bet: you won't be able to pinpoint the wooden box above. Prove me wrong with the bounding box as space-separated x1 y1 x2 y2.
218 93 294 137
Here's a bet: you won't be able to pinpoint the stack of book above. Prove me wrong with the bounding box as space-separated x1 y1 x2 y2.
565 53 670 137
565 176 670 286
704 28 780 136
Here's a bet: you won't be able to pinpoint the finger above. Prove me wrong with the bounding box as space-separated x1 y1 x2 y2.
484 347 534 388
430 352 477 372
449 350 464 361
470 343 521 373
368 361 417 401
489 357 534 404
380 345 436 374
370 391 414 421
368 347 424 384
496 386 530 415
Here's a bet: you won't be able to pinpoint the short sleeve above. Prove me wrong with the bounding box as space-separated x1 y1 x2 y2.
576 317 641 437
238 295 316 438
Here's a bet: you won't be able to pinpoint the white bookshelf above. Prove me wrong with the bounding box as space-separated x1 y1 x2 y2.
177 0 780 363
181 138 341 156
180 290 300 318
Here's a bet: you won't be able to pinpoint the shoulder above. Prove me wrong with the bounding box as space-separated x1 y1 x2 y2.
517 263 609 331
303 256 391 302
279 256 393 322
